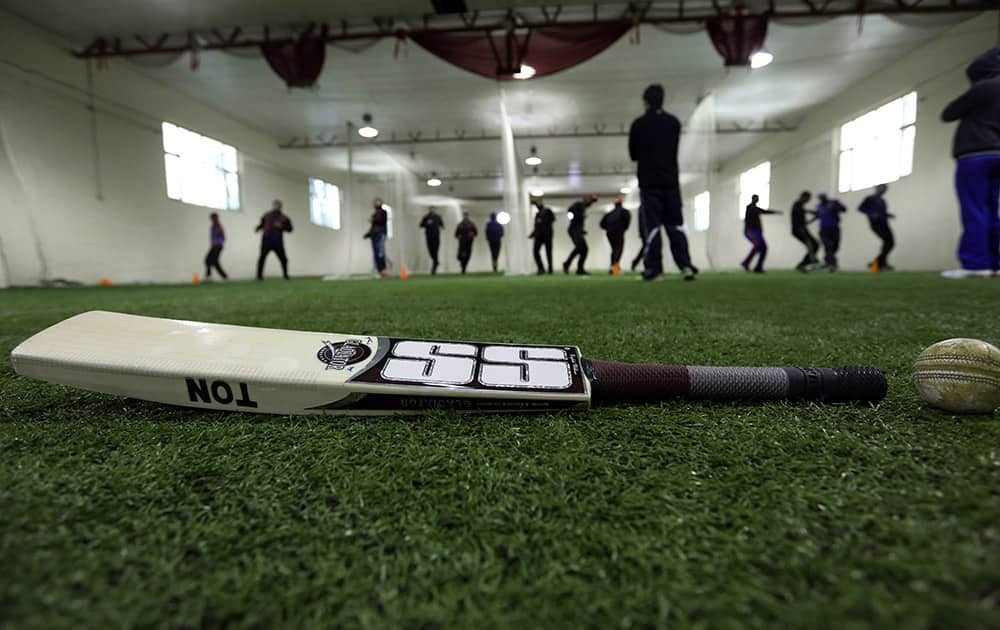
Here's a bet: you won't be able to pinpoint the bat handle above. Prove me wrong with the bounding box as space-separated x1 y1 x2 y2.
585 360 887 405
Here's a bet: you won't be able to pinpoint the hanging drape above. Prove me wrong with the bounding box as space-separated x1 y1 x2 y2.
260 31 327 88
706 15 768 66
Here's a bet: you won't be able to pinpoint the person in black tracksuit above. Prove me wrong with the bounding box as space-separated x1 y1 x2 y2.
629 83 696 281
858 184 896 271
530 199 555 274
419 208 444 274
454 212 477 274
255 200 293 280
630 207 648 271
741 195 781 273
599 198 631 273
816 194 847 271
563 195 597 275
485 212 504 272
790 191 820 272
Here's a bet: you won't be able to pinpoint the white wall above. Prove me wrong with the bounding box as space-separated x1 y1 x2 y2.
699 14 997 272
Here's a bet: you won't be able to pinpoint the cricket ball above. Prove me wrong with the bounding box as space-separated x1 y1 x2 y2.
913 338 1000 414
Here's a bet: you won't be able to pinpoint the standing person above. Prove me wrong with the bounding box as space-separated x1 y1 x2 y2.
204 212 228 281
740 194 781 273
485 212 504 272
940 47 1000 278
529 198 555 274
629 84 697 281
419 207 444 275
562 194 597 275
599 198 632 274
630 207 648 271
364 198 389 279
454 211 477 274
255 199 293 280
858 184 896 272
790 191 820 272
815 193 847 272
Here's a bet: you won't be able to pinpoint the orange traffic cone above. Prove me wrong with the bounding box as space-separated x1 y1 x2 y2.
193 273 201 285
99 278 112 287
400 265 409 280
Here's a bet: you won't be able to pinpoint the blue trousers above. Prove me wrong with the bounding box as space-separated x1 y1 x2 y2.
371 233 387 272
955 154 1000 271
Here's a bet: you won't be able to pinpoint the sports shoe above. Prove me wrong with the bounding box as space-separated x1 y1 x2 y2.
941 268 994 279
562 261 571 274
740 261 750 272
576 269 590 276
682 267 697 281
641 269 662 281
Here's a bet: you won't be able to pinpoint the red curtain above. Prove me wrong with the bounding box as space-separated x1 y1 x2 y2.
407 22 632 80
261 33 327 88
706 15 768 67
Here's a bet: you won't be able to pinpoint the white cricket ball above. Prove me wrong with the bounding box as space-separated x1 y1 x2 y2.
913 338 1000 414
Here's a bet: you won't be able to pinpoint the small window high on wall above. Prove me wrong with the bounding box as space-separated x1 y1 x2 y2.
309 178 341 229
162 122 240 210
739 162 771 219
838 92 916 193
694 191 711 231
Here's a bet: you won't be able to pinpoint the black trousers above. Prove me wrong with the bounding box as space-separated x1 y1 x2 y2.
870 221 894 266
820 227 840 268
640 188 691 273
257 240 288 279
533 236 553 273
488 239 502 271
564 229 589 271
426 235 440 274
606 232 625 267
457 240 473 274
205 245 227 279
792 226 819 268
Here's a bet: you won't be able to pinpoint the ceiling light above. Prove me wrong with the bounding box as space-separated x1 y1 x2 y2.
530 189 544 197
525 146 542 166
750 50 773 69
358 113 379 138
513 64 536 80
620 187 631 195
496 211 511 225
427 172 442 187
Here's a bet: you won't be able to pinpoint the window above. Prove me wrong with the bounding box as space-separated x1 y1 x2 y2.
838 92 916 193
309 178 341 229
162 122 239 210
739 162 771 219
383 204 394 239
693 191 711 231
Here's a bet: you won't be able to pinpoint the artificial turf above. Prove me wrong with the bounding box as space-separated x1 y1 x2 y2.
1 272 998 628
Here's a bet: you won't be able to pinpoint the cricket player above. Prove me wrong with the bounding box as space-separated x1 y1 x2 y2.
790 191 819 272
741 195 781 273
255 200 293 280
365 198 389 279
816 193 847 271
563 194 597 275
530 198 556 274
485 212 504 272
599 198 632 274
858 184 896 272
204 212 228 280
454 211 477 274
419 207 444 275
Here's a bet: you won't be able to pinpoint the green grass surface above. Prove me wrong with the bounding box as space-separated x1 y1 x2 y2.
2 272 999 628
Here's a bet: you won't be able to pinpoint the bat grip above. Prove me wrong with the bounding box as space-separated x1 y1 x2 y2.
586 360 887 405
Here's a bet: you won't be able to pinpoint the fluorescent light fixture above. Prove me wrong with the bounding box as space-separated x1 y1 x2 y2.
358 113 379 138
496 211 511 225
513 64 536 80
750 50 773 69
530 189 544 197
427 173 442 187
567 211 575 220
620 187 631 195
525 146 542 166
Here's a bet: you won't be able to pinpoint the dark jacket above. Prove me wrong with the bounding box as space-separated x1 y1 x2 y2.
941 48 1000 158
858 195 890 224
256 209 292 243
420 212 443 238
600 204 632 235
530 205 555 240
486 213 504 242
567 201 588 233
744 203 778 232
790 200 815 232
455 219 477 243
629 109 682 189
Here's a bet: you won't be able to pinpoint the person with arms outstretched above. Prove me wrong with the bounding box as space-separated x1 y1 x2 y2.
816 193 847 272
364 198 389 279
741 194 781 273
485 212 504 272
629 84 697 281
419 207 444 275
940 47 1000 278
455 211 477 274
255 200 293 280
600 198 632 274
530 198 555 274
563 194 597 275
858 184 896 272
790 191 819 272
204 212 228 281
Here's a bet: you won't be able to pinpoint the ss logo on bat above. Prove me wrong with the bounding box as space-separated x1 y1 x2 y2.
381 341 573 389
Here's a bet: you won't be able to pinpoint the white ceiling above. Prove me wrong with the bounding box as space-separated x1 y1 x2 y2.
0 0 973 200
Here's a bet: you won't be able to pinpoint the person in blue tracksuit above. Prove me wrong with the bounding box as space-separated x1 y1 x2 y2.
941 47 1000 278
741 194 781 273
364 198 389 279
858 184 896 271
485 212 504 272
815 193 847 271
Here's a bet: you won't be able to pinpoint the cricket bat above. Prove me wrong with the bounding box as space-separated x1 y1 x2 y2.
10 311 888 415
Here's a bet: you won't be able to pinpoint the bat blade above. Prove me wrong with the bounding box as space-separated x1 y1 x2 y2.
10 311 591 415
